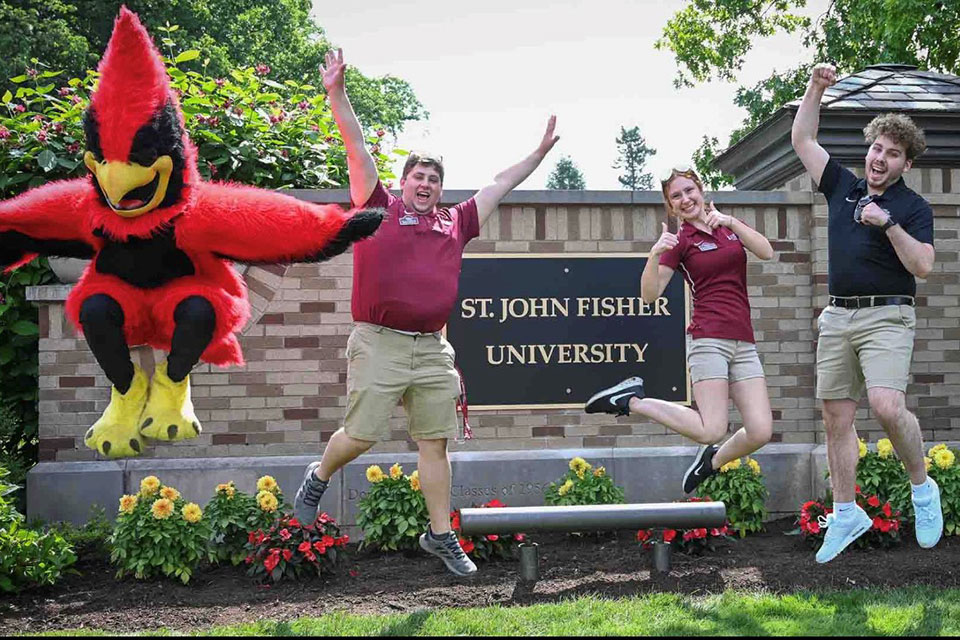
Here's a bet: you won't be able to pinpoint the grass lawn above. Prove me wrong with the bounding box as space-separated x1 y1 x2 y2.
27 586 960 636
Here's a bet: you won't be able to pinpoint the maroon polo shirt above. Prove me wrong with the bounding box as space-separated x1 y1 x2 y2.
351 180 480 332
658 221 755 343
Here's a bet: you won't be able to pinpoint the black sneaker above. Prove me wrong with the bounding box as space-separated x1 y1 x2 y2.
293 461 328 527
584 377 644 416
682 444 719 494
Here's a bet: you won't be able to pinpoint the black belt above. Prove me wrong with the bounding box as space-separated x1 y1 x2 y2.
829 295 914 309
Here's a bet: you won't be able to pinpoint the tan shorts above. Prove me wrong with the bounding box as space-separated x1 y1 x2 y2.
816 304 916 401
343 322 460 442
686 337 765 385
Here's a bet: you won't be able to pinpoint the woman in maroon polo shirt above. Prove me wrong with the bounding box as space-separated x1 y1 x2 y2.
585 166 775 494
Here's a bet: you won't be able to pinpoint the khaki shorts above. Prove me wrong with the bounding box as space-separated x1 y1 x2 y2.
343 322 460 442
816 304 916 401
686 337 765 385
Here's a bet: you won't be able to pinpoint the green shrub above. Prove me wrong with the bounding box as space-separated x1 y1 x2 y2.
109 476 213 584
47 505 113 558
696 456 768 537
544 457 625 506
205 478 285 566
0 465 76 592
356 463 428 552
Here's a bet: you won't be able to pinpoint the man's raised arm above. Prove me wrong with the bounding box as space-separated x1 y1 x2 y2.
322 48 379 207
791 63 835 185
473 116 560 227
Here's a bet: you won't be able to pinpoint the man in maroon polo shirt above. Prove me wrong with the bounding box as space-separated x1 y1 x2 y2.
293 48 559 576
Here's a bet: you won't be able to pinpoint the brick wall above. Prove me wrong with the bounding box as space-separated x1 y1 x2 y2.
30 187 960 462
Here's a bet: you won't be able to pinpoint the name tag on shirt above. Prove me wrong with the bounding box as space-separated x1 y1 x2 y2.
726 232 739 241
696 241 718 252
398 214 419 226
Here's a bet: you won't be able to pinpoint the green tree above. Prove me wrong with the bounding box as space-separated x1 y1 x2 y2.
546 155 586 189
613 125 656 190
657 0 960 147
0 0 426 134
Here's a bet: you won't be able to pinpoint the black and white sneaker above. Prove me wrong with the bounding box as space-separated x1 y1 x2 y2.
293 461 328 527
584 377 644 416
682 444 719 494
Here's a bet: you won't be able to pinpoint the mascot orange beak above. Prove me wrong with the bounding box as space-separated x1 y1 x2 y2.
84 152 173 217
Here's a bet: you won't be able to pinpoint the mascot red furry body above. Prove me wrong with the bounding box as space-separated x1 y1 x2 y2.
0 8 382 458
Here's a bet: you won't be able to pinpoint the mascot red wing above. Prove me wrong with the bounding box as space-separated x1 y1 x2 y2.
0 8 383 459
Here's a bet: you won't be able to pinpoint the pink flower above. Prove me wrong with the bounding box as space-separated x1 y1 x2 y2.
255 63 271 75
71 95 82 105
377 129 385 137
279 528 291 541
514 533 525 543
26 68 37 78
215 78 225 87
297 100 309 110
298 541 312 553
486 534 499 541
14 103 25 113
58 87 72 97
0 126 10 139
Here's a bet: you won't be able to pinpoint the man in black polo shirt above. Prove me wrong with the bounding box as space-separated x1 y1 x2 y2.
791 63 941 564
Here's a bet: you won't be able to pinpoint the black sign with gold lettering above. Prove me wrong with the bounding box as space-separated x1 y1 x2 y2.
445 254 690 408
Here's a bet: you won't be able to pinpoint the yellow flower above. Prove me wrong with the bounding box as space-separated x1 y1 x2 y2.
558 479 574 496
934 448 955 470
257 490 278 513
858 438 868 459
409 470 421 491
720 458 741 473
569 457 592 475
160 486 181 501
181 502 203 523
593 466 606 478
151 498 174 520
118 494 138 514
929 443 948 457
257 475 279 494
216 482 235 498
747 458 761 475
877 438 894 459
924 456 932 472
366 465 385 483
140 475 160 496
390 463 403 480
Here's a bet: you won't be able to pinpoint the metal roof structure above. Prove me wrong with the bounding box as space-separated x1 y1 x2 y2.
715 64 960 190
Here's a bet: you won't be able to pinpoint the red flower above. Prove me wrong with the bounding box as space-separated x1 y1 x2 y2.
459 538 475 554
288 518 301 528
683 530 694 542
337 535 350 546
451 512 461 531
322 535 335 547
801 500 819 512
313 541 328 554
317 512 333 524
891 519 900 531
349 569 359 578
867 495 880 508
244 555 253 564
298 541 312 553
485 499 505 508
808 521 821 534
663 529 677 543
878 519 892 533
486 535 499 541
304 551 316 562
264 554 279 572
279 528 291 541
514 533 526 543
282 549 292 561
882 503 892 517
872 516 884 530
636 530 651 543
248 531 257 544
855 485 861 494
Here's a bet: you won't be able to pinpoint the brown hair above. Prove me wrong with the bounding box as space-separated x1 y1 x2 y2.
402 152 445 183
863 113 927 160
660 166 705 219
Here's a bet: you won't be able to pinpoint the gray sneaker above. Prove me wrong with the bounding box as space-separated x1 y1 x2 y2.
293 461 327 527
419 528 478 576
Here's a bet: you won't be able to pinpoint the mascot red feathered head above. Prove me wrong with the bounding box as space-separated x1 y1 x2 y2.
83 6 199 237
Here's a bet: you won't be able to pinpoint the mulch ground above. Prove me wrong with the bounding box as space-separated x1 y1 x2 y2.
1 518 959 634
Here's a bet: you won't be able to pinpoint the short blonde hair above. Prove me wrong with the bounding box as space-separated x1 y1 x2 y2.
863 113 926 160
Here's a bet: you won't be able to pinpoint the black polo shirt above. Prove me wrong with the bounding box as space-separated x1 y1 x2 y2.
817 157 934 297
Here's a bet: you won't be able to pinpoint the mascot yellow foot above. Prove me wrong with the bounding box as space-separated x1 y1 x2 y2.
139 361 202 441
84 365 148 458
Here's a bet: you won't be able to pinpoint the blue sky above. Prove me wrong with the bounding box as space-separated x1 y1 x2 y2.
312 0 830 190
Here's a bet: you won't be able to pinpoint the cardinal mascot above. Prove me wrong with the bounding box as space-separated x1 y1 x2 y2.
0 8 383 458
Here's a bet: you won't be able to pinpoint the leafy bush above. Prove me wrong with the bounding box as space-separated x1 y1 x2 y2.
544 457 625 506
244 511 348 583
636 497 732 555
926 444 960 536
356 463 428 552
205 477 285 566
47 505 112 558
696 456 768 537
0 465 76 593
450 499 526 561
109 476 213 584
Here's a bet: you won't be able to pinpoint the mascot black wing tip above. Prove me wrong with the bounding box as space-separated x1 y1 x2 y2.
311 208 385 262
